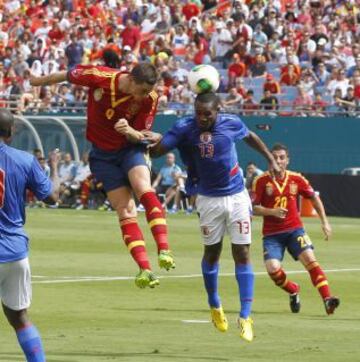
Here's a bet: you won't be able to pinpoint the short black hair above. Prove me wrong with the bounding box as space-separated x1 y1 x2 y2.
102 49 120 69
195 92 220 107
0 109 14 138
272 143 289 156
131 63 158 86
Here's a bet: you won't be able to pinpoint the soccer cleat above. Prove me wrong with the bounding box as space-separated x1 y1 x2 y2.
237 317 254 342
289 292 301 313
135 269 160 289
158 250 176 271
210 306 228 332
324 296 340 315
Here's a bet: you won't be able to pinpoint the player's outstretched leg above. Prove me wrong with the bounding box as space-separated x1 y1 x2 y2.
235 263 255 342
202 259 228 332
268 267 300 313
305 261 340 315
120 217 159 288
140 190 175 271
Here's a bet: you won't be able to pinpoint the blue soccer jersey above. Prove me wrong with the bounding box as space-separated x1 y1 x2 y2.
161 113 249 197
0 142 52 263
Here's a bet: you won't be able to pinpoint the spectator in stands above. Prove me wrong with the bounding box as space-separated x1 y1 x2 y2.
327 68 350 97
120 19 141 56
242 89 258 115
65 33 84 70
228 53 247 88
172 24 189 51
249 53 266 78
252 24 268 54
263 73 281 94
311 91 328 117
152 152 182 212
259 89 278 116
337 86 358 117
210 21 233 66
280 64 300 86
222 87 243 111
293 86 313 117
315 62 331 86
235 78 247 98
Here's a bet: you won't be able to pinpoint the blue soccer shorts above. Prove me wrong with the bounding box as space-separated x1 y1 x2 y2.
263 228 314 261
89 145 149 192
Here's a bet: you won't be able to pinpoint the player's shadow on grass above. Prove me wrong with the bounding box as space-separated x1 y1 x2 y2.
0 351 231 362
51 351 230 361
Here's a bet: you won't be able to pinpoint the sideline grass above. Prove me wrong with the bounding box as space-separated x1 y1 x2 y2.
0 210 359 362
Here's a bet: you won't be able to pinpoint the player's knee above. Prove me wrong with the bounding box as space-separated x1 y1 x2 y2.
3 307 28 330
232 244 250 264
265 260 281 274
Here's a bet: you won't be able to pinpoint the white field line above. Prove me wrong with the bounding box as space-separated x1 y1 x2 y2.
32 268 360 284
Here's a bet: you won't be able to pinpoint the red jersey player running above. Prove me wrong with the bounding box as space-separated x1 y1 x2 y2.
30 63 175 288
252 143 339 315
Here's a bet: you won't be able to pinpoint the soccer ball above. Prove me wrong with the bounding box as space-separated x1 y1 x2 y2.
188 65 220 94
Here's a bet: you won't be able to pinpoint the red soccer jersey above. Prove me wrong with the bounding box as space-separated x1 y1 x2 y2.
67 65 158 151
252 171 315 236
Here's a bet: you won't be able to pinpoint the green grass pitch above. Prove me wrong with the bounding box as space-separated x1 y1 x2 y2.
0 210 359 362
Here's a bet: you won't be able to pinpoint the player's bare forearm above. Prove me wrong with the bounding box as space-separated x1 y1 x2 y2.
125 128 145 143
244 131 272 161
244 131 279 172
310 194 332 239
30 71 68 86
253 205 288 218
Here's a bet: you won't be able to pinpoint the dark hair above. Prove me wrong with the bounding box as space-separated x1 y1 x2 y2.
272 143 289 156
102 49 120 69
131 63 158 85
195 92 220 107
0 109 14 138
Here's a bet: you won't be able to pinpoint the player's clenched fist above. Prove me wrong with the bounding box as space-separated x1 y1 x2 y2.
114 118 130 135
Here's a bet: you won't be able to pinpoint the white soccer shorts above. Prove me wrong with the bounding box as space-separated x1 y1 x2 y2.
196 190 252 246
0 257 32 310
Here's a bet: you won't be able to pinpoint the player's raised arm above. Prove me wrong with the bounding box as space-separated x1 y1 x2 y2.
244 131 280 174
30 71 68 86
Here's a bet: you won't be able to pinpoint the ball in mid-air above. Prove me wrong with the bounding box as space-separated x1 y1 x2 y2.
188 65 220 94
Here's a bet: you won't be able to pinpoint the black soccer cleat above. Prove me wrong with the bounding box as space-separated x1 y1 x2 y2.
324 296 340 315
289 293 301 313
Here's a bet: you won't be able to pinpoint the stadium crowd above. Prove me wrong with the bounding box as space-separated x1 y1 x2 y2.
0 0 359 116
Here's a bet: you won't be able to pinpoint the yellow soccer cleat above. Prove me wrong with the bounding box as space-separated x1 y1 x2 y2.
238 317 254 342
135 269 160 289
158 250 176 271
210 306 228 332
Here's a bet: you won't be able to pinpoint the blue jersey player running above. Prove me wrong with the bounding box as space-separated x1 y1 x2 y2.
149 93 279 342
0 109 58 362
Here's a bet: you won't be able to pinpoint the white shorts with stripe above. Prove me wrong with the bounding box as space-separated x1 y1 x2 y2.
0 257 31 310
196 190 252 246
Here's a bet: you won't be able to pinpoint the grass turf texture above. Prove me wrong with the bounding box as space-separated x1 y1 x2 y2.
0 210 359 362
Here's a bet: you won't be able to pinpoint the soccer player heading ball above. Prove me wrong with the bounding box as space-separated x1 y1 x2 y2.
149 92 280 342
252 143 340 315
31 62 175 288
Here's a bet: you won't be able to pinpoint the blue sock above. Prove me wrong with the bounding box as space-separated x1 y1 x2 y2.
16 324 46 362
201 259 221 308
235 263 254 319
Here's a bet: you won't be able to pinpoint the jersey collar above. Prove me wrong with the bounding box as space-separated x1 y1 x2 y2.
272 171 289 194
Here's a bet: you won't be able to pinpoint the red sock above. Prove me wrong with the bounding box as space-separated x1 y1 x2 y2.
120 217 151 270
306 261 331 299
269 268 299 294
140 190 169 252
